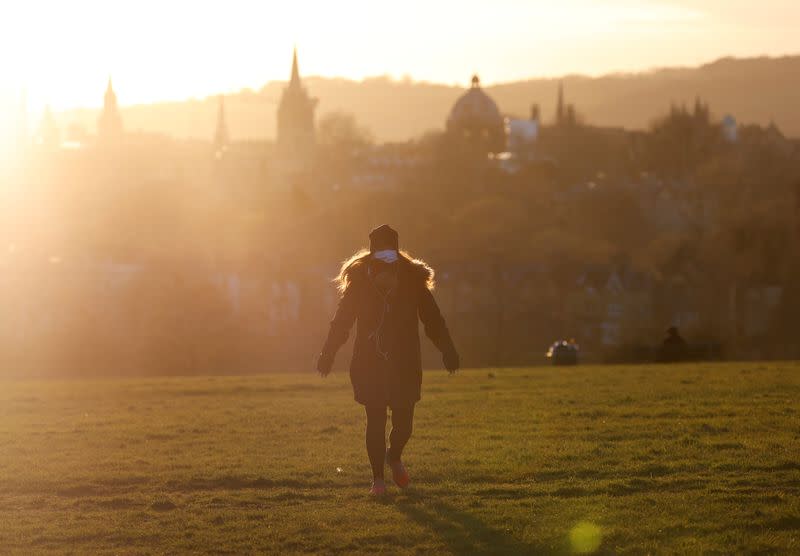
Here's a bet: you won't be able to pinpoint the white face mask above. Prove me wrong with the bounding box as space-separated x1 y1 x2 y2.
373 249 399 264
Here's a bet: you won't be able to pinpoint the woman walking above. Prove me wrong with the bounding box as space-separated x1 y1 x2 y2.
317 225 460 496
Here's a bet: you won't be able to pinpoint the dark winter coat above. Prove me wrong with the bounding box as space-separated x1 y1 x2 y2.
319 255 457 407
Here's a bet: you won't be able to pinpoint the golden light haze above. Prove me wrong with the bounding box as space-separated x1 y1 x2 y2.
2 0 800 114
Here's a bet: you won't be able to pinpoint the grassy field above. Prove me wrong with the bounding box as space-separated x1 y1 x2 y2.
1 363 799 555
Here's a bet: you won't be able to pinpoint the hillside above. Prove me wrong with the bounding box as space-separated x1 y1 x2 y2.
58 55 800 142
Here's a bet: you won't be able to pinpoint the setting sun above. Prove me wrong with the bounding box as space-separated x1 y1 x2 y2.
3 0 800 114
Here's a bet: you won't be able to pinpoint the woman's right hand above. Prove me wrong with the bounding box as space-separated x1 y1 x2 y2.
316 353 334 377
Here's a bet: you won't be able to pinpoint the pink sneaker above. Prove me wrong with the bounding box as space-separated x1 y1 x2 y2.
386 453 410 489
369 479 387 496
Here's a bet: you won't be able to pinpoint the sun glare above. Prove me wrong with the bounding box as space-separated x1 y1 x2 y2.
1 0 798 117
570 521 603 554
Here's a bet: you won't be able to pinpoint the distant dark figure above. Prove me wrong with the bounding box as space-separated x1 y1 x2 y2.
547 339 579 366
659 326 688 362
316 225 459 496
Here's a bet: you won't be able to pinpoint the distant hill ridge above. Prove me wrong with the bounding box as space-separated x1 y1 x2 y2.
58 55 800 142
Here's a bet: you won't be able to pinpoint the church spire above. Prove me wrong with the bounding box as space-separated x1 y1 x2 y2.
98 75 123 142
556 82 564 125
290 47 301 88
214 94 229 152
277 47 317 187
104 77 117 107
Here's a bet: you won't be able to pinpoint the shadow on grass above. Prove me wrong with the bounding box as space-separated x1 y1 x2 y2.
393 492 552 555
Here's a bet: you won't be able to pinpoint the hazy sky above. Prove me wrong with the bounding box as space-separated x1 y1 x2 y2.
2 0 800 112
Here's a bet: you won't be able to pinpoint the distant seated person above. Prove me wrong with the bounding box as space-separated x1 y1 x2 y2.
547 339 579 366
659 326 688 362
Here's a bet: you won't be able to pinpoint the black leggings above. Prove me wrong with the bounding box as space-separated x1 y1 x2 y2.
364 405 415 479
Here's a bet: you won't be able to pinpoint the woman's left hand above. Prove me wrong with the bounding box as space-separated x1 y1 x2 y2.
443 349 460 374
317 353 334 377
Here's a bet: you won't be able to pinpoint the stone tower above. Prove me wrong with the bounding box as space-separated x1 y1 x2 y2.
276 48 317 181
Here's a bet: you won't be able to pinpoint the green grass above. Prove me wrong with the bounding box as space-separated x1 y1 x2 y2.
1 363 799 554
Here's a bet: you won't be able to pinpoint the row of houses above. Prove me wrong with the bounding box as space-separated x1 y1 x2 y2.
0 251 786 371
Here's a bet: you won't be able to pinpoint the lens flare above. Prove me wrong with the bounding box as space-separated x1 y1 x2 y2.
569 521 602 554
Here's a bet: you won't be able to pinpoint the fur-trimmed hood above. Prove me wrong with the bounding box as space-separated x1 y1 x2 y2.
336 250 435 295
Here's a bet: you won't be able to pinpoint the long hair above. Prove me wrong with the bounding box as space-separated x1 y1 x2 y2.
334 248 435 295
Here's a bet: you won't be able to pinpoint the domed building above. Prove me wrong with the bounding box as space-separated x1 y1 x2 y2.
446 75 505 154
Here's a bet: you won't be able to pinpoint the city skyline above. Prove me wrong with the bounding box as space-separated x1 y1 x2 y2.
2 0 800 114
